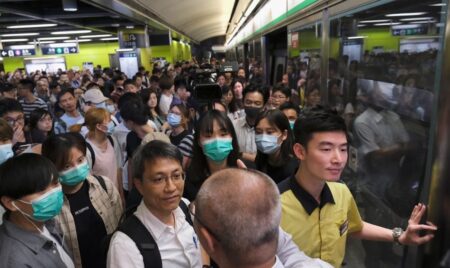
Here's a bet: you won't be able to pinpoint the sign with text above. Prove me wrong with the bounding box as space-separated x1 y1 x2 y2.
41 46 78 55
0 49 36 57
392 26 428 36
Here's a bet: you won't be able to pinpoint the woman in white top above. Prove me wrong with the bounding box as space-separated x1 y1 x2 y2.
84 108 124 199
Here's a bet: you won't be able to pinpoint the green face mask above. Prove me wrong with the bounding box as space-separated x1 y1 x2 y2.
59 161 90 186
14 186 64 222
289 120 295 130
201 137 233 162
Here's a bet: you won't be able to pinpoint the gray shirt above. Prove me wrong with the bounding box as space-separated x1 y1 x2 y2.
0 218 72 268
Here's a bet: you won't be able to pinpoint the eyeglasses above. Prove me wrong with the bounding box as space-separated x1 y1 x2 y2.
145 172 185 186
189 203 221 242
272 94 287 99
5 116 25 126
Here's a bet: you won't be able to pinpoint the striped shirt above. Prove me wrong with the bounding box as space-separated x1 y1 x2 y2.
178 134 194 158
19 97 48 119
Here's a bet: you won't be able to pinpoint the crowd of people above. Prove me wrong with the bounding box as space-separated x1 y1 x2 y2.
0 58 438 268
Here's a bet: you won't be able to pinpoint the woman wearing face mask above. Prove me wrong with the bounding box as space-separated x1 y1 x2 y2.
0 154 74 268
254 109 298 183
166 103 191 146
185 110 241 200
84 108 123 198
0 118 14 165
42 133 123 268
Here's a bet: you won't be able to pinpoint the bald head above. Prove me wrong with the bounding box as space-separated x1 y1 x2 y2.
196 168 281 266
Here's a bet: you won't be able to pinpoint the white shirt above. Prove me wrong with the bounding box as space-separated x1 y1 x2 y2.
159 94 173 116
232 116 256 154
107 200 202 268
41 227 75 268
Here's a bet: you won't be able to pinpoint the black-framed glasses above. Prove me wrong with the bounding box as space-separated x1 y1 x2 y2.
189 203 221 242
5 116 25 126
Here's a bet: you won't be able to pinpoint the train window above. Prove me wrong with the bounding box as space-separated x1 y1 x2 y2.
327 0 445 267
287 23 322 108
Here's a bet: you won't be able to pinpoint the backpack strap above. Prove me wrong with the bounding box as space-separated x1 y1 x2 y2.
93 175 107 193
119 215 163 268
86 142 96 167
179 199 193 226
107 135 114 148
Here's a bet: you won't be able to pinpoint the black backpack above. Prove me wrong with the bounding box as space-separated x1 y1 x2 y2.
101 200 192 268
86 136 115 167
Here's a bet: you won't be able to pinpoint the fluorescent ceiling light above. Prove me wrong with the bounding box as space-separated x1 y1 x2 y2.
7 23 57 29
126 26 134 29
430 3 446 6
347 36 368 39
244 0 260 17
375 22 402 26
386 12 427 17
359 19 390 23
29 41 55 44
51 30 92 35
9 45 35 50
409 20 436 24
64 39 92 42
116 48 133 52
49 43 77 48
357 24 367 27
38 36 70 40
400 17 434 21
392 24 421 29
0 38 29 42
79 34 112 38
100 37 118 41
1 33 39 37
63 0 78 11
436 22 445 27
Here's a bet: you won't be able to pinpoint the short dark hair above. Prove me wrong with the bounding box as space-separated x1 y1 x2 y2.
57 88 75 103
0 98 23 117
0 118 13 141
0 154 59 204
159 75 173 91
118 92 141 111
123 79 135 88
120 99 148 125
279 102 300 115
132 140 182 180
150 75 160 83
29 108 53 130
294 106 347 147
243 84 267 103
272 85 291 98
112 75 125 84
18 79 34 92
0 83 15 93
42 132 87 171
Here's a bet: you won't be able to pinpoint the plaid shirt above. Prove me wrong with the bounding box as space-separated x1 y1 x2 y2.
56 175 123 268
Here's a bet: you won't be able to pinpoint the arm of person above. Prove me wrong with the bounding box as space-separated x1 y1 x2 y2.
107 232 144 268
241 152 256 162
277 227 333 268
350 203 437 245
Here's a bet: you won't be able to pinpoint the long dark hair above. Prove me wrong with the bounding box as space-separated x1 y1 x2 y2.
254 109 294 169
29 108 53 133
228 78 246 113
140 87 162 120
187 110 240 187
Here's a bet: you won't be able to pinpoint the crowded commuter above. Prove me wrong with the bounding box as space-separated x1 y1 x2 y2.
42 133 123 268
166 104 191 146
194 168 331 268
0 98 26 151
107 140 203 268
26 108 53 144
0 154 74 268
232 84 266 162
279 102 300 130
0 119 13 165
271 85 291 109
254 109 298 183
54 88 84 134
159 75 175 117
18 79 48 120
279 107 436 267
0 83 17 100
141 88 165 131
185 110 241 200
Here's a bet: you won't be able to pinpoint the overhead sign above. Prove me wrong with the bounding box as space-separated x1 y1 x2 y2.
392 26 428 36
0 49 36 57
41 46 78 55
119 52 137 58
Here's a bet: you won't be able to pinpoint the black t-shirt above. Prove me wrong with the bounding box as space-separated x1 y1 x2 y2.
263 157 299 184
170 129 190 147
126 131 142 160
66 181 107 268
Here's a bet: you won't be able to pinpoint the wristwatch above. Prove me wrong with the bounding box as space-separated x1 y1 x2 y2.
392 227 404 245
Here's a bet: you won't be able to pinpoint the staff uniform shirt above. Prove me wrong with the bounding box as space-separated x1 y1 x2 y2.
56 175 123 268
232 116 256 154
279 176 363 268
107 200 202 268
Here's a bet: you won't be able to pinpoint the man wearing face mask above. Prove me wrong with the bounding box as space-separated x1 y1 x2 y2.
232 84 267 162
0 154 74 268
